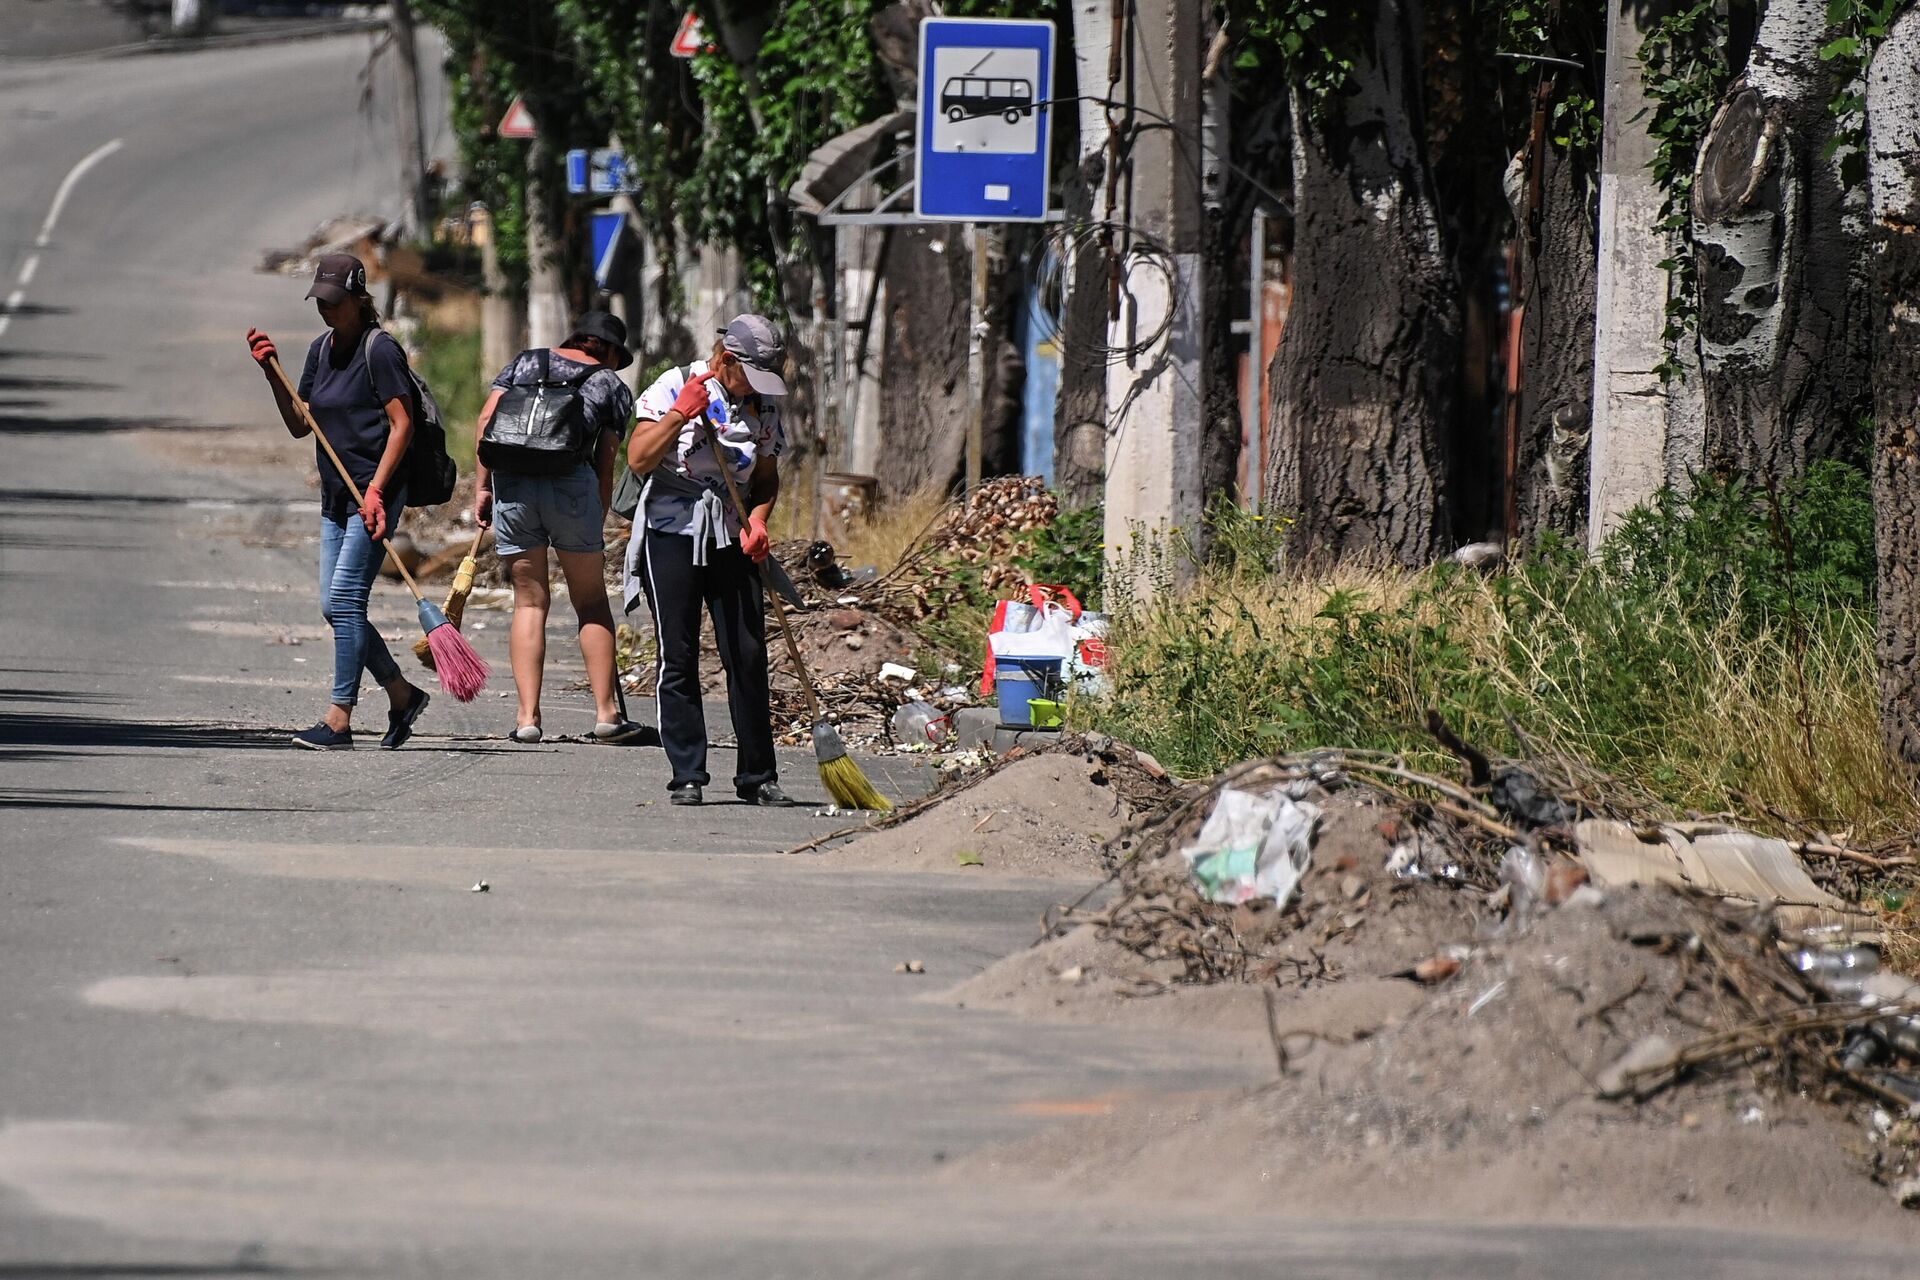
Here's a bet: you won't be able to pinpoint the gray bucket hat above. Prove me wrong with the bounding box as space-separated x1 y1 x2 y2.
719 313 788 397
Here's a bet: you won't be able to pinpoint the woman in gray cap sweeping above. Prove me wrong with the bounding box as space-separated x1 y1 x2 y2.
625 314 793 807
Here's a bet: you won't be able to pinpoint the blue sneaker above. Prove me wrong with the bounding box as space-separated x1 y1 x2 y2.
292 721 353 750
381 686 430 750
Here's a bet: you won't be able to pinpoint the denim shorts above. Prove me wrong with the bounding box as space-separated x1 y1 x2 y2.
493 465 604 555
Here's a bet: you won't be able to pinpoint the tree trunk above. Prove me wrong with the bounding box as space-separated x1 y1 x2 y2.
1695 0 1871 482
875 227 971 497
1054 0 1115 509
1869 9 1920 767
1265 0 1458 566
1510 144 1597 543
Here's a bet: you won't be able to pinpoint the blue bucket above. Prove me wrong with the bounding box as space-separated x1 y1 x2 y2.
996 657 1063 727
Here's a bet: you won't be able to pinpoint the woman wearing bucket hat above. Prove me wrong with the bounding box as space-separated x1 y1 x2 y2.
246 252 432 751
474 310 644 745
624 314 792 806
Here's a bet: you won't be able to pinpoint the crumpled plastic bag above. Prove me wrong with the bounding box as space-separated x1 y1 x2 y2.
1180 788 1321 907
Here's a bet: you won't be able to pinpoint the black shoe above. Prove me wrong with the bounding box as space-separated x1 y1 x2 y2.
381 686 430 750
738 782 796 807
669 785 703 806
292 721 353 750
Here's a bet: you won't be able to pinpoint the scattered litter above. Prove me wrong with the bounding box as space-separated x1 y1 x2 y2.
1468 980 1507 1016
1595 1034 1678 1099
1408 953 1461 985
894 959 925 975
1180 788 1319 907
1499 845 1546 930
1741 1105 1766 1125
955 850 983 868
878 662 917 683
470 881 489 893
1056 965 1085 984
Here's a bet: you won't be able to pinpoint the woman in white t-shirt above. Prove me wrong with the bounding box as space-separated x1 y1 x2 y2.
624 314 793 808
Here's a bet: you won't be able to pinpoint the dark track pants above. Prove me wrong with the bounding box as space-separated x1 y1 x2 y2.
639 525 778 794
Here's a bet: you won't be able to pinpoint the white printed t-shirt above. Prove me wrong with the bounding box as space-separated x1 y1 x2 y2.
632 359 786 539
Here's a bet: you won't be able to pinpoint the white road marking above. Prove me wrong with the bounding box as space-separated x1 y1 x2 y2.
0 136 123 342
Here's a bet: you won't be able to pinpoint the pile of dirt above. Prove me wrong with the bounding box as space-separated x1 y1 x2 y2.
789 606 917 680
948 882 1920 1236
815 752 1137 878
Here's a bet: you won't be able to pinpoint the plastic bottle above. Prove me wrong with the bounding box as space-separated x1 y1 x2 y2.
1788 945 1879 998
890 701 949 746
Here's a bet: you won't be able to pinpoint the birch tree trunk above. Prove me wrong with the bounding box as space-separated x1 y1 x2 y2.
1264 0 1457 565
1868 9 1920 767
1694 0 1871 482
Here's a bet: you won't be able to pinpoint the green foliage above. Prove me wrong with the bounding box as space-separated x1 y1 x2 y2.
1639 0 1733 379
416 318 487 471
1236 3 1370 111
1014 503 1105 608
1818 0 1904 187
1094 464 1901 831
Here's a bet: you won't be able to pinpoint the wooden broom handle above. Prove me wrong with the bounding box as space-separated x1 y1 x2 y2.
264 352 429 602
705 433 824 723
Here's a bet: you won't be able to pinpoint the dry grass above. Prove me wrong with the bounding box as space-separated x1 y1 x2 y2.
835 484 952 574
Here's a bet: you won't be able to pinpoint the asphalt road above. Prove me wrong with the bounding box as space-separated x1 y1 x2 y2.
2 33 1916 1280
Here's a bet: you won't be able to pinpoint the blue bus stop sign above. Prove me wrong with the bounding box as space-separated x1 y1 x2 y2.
914 16 1054 222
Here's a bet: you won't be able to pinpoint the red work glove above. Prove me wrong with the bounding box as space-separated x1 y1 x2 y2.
739 515 770 564
671 371 714 421
474 488 493 528
246 327 277 370
360 485 388 540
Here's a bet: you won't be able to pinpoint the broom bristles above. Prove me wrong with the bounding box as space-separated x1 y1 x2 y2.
426 624 488 701
813 719 890 811
413 556 478 671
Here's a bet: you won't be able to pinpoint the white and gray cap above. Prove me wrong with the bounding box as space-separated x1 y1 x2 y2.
719 313 788 397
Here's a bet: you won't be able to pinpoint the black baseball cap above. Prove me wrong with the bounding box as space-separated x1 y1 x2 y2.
718 313 787 396
305 252 369 304
565 310 633 370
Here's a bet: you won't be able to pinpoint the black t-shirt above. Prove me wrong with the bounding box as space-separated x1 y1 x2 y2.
300 328 413 519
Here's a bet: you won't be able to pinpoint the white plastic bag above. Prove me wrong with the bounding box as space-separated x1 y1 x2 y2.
1180 788 1321 907
988 601 1076 661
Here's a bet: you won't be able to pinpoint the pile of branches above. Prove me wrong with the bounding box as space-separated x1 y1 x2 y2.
856 477 1060 628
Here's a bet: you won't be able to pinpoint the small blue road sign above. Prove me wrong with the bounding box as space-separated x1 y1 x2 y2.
590 211 626 288
565 148 641 196
914 16 1054 221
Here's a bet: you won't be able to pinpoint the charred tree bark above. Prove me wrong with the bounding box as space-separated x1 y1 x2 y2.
1509 144 1597 543
1265 0 1458 566
875 227 971 497
1054 154 1109 508
1869 10 1920 768
1694 0 1871 482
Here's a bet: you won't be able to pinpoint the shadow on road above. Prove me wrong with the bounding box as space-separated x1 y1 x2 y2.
0 712 286 751
0 1265 308 1277
0 788 332 813
0 413 194 436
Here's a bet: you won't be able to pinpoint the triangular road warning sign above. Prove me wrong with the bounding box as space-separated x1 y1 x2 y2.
669 11 709 58
498 95 536 139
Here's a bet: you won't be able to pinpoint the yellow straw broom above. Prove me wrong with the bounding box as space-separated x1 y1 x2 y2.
707 435 890 812
414 527 488 670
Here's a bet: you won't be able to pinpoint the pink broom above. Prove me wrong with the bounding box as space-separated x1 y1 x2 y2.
263 352 489 701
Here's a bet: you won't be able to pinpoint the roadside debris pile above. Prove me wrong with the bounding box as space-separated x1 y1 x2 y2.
951 735 1920 1213
797 732 1180 876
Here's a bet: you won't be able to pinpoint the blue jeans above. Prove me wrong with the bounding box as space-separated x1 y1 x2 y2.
318 494 406 707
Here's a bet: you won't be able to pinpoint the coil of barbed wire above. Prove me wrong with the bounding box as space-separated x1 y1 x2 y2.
1027 219 1178 366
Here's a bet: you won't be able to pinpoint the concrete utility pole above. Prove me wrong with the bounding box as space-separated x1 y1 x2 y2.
1103 0 1206 588
1589 0 1683 546
388 0 431 239
525 140 568 349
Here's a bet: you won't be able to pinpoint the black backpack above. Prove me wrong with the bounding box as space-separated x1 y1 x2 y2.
479 349 594 476
370 331 457 508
